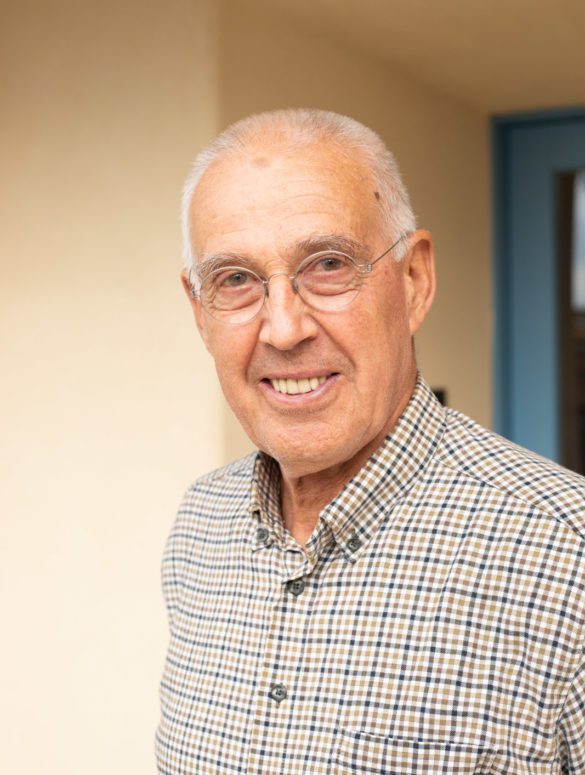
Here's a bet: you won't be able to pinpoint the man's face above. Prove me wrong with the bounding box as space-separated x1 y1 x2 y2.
185 140 433 479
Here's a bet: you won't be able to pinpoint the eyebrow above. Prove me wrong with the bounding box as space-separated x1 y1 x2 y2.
197 253 255 279
197 234 371 279
296 234 370 258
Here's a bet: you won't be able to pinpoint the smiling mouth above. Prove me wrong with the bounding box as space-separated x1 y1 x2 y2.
268 375 329 395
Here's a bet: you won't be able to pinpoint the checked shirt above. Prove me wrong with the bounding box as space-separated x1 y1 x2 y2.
156 377 585 774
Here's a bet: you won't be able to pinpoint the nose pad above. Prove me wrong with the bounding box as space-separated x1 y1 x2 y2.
264 271 297 298
263 273 303 312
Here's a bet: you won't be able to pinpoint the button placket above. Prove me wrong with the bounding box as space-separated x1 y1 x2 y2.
249 527 320 767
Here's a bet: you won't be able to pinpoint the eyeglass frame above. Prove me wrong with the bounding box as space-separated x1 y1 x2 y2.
187 232 407 325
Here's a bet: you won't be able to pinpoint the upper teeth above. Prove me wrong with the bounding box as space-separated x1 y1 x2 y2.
270 376 327 395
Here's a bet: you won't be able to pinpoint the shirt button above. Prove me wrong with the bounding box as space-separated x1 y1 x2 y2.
256 527 270 544
268 683 287 704
347 534 362 552
286 579 305 596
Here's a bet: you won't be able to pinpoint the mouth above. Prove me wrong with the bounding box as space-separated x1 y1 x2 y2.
265 375 331 395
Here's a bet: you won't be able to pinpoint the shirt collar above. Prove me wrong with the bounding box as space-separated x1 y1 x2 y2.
320 374 446 559
249 374 446 559
249 453 285 546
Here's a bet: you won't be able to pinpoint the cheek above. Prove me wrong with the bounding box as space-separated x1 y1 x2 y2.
377 282 412 345
206 326 255 388
353 299 412 384
359 284 409 342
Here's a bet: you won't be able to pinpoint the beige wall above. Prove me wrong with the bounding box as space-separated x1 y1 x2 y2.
218 0 491 460
0 1 220 772
1 1 492 772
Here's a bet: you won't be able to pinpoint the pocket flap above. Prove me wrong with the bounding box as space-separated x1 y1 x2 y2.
332 730 498 774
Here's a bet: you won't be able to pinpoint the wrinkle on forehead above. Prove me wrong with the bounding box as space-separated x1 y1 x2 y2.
190 142 385 263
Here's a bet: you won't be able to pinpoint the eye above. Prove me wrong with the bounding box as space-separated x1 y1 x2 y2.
209 267 254 290
204 268 260 298
299 252 358 296
314 255 347 272
218 269 253 288
202 266 263 313
301 252 355 281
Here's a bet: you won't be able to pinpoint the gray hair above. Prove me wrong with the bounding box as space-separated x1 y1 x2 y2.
181 108 416 269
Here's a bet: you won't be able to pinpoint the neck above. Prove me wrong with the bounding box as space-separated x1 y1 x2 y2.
280 460 359 546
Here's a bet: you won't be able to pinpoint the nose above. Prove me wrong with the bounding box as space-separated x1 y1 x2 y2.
258 273 318 350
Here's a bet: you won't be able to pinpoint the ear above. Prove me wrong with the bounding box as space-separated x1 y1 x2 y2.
401 230 436 335
180 268 212 351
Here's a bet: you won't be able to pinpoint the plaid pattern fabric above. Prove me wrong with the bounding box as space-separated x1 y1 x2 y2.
156 376 585 774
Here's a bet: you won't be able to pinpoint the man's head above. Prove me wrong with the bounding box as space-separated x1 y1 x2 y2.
181 109 435 480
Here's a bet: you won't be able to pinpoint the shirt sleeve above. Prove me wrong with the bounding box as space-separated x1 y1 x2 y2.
161 520 181 629
161 486 195 629
558 652 585 773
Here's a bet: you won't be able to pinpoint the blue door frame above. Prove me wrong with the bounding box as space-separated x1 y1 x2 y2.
492 107 585 462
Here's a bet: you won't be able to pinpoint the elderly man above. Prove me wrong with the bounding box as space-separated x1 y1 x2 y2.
157 109 585 774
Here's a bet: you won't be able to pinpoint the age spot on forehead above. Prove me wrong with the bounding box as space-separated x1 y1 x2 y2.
252 155 272 169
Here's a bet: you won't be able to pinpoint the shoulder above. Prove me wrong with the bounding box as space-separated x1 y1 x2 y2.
161 453 258 619
166 452 258 553
437 407 585 540
177 451 258 520
183 452 258 497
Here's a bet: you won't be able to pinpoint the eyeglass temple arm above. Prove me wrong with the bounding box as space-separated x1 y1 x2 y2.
187 266 201 299
365 232 406 272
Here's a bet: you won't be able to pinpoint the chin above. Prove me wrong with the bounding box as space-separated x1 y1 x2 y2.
257 430 358 478
260 438 324 467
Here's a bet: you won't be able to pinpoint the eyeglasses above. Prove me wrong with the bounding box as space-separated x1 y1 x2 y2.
188 233 406 325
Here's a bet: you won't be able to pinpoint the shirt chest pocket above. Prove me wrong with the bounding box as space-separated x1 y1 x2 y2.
332 731 501 774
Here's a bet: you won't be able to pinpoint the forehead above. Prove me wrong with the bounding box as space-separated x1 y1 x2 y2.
189 140 384 262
